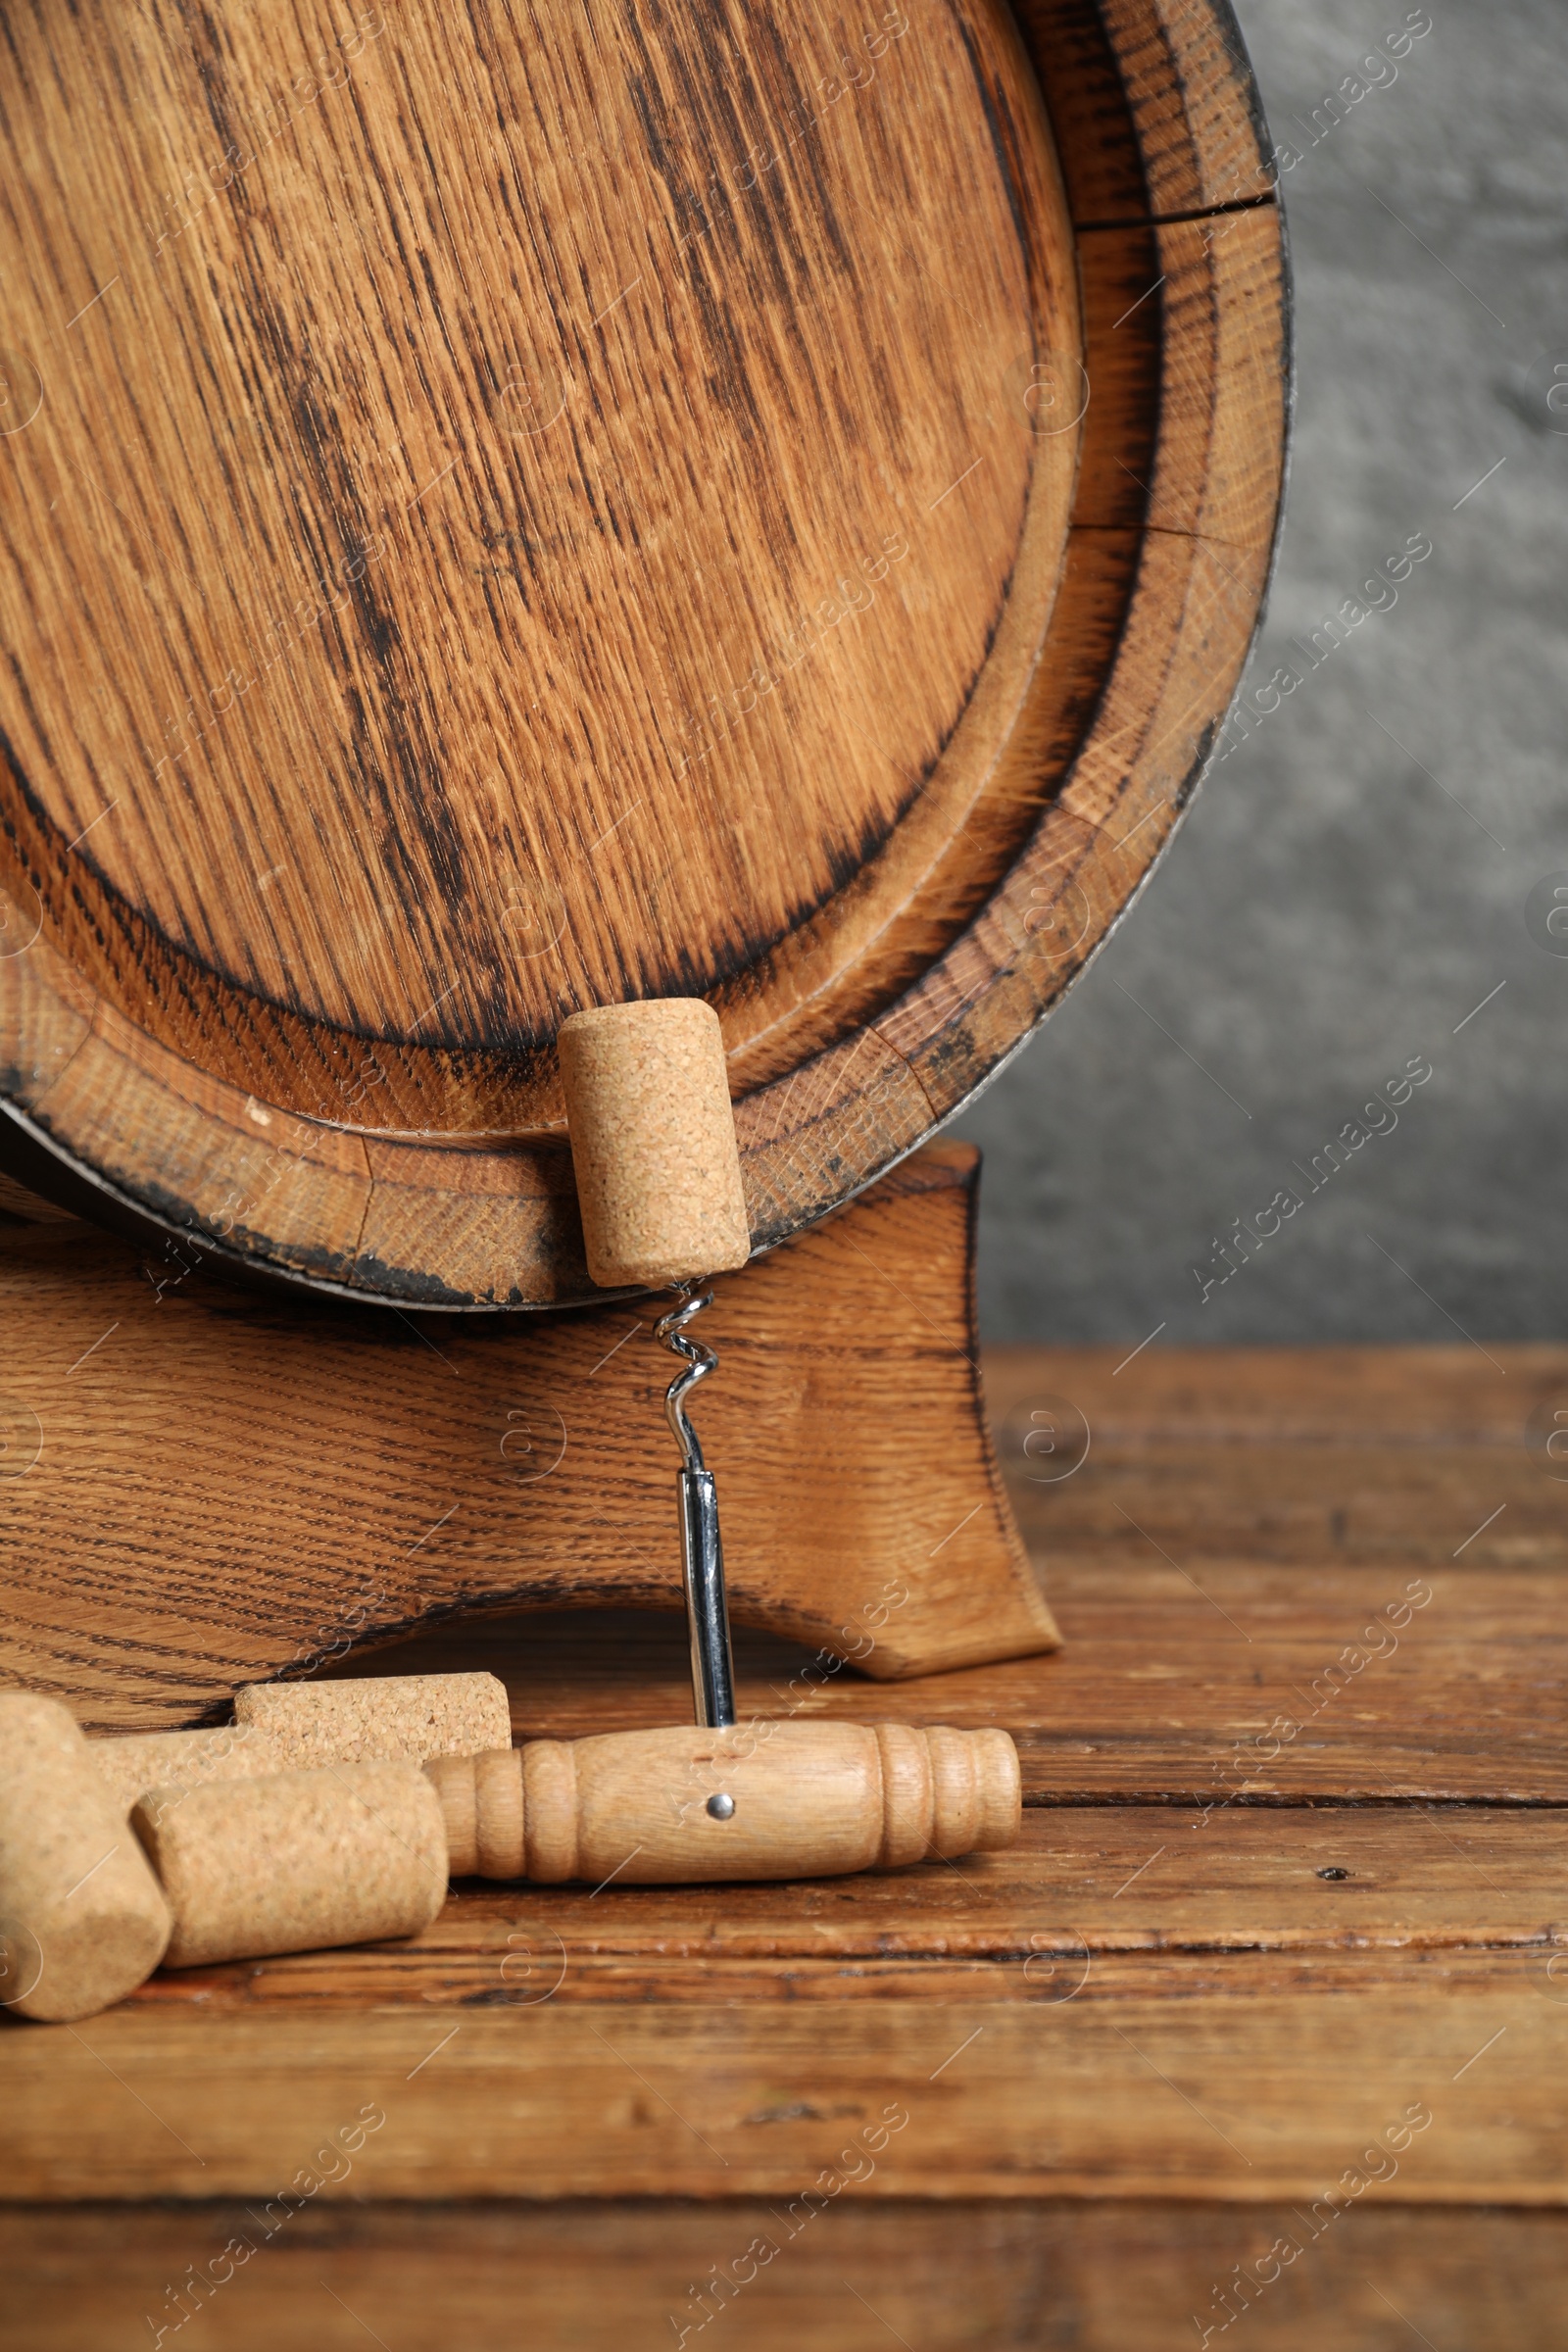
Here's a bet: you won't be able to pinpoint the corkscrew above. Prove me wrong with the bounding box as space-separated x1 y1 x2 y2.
552 995 1023 1882
655 1284 736 1732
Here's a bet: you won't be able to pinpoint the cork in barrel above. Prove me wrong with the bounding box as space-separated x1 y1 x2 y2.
558 999 751 1288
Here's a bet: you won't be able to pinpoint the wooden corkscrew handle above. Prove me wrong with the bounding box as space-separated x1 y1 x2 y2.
426 1722 1020 1885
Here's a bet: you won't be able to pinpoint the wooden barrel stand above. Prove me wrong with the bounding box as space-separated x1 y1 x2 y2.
0 1144 1057 1723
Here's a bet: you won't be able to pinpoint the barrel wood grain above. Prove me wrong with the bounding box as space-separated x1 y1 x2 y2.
0 0 1288 1304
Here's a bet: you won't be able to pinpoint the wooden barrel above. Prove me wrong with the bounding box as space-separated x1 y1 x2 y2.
0 0 1286 1306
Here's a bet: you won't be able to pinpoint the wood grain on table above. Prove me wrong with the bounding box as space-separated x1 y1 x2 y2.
5 1348 1565 2211
6 1342 1566 2344
6 2202 1564 2352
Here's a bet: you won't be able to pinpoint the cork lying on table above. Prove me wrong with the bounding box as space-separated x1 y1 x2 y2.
0 1691 172 2022
233 1671 511 1770
90 1725 281 1812
558 999 751 1288
133 1762 449 1968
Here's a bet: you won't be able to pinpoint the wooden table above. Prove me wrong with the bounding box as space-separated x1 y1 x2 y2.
5 1345 1567 2348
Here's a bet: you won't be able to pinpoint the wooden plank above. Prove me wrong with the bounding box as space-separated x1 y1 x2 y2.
1068 223 1161 531
4 2199 1564 2352
7 1345 1563 2216
3 2197 1561 2352
879 203 1287 1113
62 1807 1568 2008
5 1788 1544 2030
2 1951 1560 2202
1024 0 1153 225
984 1342 1563 1445
1097 0 1277 215
986 1339 1561 1628
337 1559 1568 1804
1024 0 1276 224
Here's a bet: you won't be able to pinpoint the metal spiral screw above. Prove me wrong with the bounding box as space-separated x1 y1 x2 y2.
656 1285 717 1473
655 1284 736 1732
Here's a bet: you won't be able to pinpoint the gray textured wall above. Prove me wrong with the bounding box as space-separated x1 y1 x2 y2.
956 0 1568 1346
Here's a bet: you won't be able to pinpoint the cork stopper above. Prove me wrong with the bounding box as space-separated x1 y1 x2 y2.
233 1671 511 1771
0 1691 172 2022
558 998 750 1287
133 1762 449 1968
90 1725 281 1813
